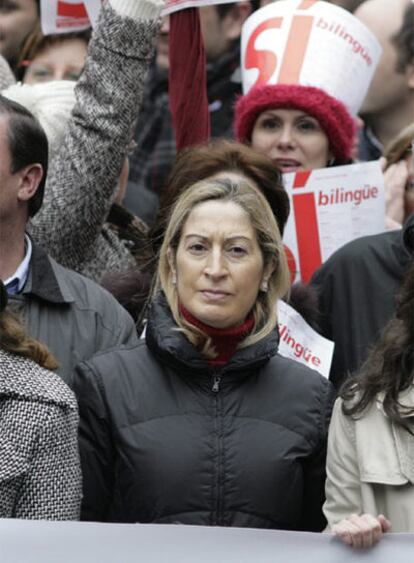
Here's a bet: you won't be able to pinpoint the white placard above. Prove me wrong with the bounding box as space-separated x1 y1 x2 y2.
282 161 386 283
40 0 102 35
277 300 334 378
241 0 382 114
162 0 241 16
1 520 414 563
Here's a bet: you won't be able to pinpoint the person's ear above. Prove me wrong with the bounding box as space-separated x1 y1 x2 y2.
167 247 177 285
16 164 43 204
223 2 252 42
260 260 276 292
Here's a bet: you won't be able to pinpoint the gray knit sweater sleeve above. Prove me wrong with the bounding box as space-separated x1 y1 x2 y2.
29 2 160 271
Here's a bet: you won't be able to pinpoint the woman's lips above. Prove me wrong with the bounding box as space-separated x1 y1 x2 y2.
200 290 230 302
273 159 302 173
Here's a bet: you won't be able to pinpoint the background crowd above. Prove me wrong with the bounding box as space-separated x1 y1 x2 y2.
0 0 413 551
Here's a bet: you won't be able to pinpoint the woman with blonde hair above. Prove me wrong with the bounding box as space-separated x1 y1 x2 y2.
74 174 334 528
0 281 81 520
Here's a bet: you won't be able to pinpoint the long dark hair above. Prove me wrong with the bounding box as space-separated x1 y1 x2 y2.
341 261 414 432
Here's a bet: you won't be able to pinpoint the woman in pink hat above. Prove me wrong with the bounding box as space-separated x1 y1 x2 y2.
234 83 356 173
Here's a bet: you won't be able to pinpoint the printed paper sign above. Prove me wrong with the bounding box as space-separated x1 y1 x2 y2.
163 0 243 17
241 0 382 114
40 0 102 35
283 161 386 283
277 300 334 378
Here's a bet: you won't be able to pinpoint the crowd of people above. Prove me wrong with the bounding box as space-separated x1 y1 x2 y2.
0 0 413 552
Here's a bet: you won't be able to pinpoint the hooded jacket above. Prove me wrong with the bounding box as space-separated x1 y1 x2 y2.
74 295 335 529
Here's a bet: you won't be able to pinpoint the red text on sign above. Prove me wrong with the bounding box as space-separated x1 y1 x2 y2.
318 186 378 206
278 323 321 367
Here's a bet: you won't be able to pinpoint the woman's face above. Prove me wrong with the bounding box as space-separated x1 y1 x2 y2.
172 199 270 329
24 37 87 84
250 108 331 173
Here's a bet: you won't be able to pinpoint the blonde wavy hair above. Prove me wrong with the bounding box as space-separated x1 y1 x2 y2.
157 178 290 357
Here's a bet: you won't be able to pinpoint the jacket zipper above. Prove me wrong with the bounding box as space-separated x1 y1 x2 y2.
211 370 223 525
212 374 221 392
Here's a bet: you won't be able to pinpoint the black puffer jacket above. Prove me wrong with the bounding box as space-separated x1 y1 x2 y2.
74 296 335 530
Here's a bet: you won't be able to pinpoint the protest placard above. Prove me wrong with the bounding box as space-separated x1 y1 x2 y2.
40 0 102 35
163 0 243 17
1 519 413 563
241 0 382 114
277 300 334 378
282 161 386 283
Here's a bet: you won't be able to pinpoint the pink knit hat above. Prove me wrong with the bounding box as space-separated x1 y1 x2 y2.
235 84 356 163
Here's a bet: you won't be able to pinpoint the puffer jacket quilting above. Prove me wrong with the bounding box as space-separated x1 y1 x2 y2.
74 295 335 530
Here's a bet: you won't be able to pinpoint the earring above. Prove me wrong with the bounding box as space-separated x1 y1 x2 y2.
260 280 268 292
171 273 177 286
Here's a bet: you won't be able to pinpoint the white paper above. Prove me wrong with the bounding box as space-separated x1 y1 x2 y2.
0 520 413 563
162 0 242 17
40 0 102 35
282 161 386 283
241 0 382 114
277 300 333 378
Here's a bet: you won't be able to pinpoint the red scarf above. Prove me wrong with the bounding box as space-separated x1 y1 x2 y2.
180 305 254 367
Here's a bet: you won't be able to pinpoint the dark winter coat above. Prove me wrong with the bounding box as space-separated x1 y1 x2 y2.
311 213 414 389
7 243 137 387
74 295 335 530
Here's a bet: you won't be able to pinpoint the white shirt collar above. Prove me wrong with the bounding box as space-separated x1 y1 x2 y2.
4 235 33 294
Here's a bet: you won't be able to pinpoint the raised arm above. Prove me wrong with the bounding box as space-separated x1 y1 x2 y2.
30 0 163 271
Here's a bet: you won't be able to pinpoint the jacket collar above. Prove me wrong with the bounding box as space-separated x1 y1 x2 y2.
374 387 414 484
377 385 414 419
0 349 72 406
145 293 279 378
21 241 74 304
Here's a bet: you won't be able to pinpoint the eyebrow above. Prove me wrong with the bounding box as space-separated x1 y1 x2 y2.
184 234 252 243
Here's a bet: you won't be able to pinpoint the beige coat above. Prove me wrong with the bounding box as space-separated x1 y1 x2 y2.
324 389 414 533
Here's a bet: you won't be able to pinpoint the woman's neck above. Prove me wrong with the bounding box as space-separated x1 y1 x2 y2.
180 305 254 366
